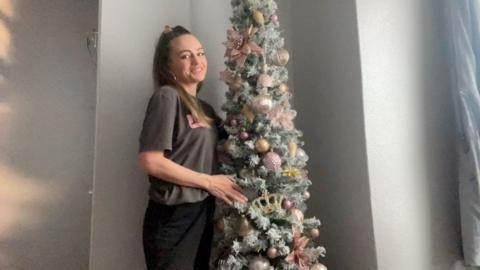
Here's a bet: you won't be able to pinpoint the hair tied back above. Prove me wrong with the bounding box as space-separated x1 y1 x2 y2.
163 25 173 34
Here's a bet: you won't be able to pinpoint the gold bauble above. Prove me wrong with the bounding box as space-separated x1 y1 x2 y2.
288 141 298 157
278 83 289 93
253 10 265 25
274 48 290 66
255 138 270 153
242 105 255 123
237 216 252 237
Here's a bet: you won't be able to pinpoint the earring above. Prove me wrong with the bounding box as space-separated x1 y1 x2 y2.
171 73 177 81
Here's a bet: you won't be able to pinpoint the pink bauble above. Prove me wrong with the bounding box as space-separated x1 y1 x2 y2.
263 152 282 171
257 74 273 88
290 208 304 222
271 14 278 22
311 228 320 238
282 199 293 210
252 95 273 113
266 246 278 259
240 131 249 140
310 263 328 270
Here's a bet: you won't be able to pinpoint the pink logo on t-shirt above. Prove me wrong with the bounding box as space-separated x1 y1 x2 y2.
187 114 208 129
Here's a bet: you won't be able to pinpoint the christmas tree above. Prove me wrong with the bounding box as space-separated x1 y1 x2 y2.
213 0 327 269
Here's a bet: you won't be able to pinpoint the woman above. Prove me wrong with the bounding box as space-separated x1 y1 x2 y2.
138 25 248 270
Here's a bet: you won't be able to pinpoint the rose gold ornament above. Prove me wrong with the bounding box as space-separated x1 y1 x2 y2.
255 138 270 153
282 199 293 210
310 228 320 238
257 74 273 88
248 256 270 270
267 246 278 259
240 131 249 140
271 14 278 22
304 191 311 200
263 152 282 171
252 95 273 113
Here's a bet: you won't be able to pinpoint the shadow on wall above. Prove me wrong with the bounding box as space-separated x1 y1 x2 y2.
0 1 65 269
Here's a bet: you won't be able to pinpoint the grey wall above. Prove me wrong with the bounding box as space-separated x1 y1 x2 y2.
291 0 377 269
0 0 97 269
357 0 461 269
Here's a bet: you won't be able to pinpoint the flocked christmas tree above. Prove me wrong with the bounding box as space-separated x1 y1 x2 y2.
213 1 327 269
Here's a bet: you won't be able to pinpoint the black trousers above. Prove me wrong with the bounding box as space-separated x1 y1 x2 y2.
143 196 215 270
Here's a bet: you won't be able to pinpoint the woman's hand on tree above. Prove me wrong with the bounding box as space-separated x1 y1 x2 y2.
205 174 248 206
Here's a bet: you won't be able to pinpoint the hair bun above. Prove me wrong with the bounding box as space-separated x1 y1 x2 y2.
163 25 173 33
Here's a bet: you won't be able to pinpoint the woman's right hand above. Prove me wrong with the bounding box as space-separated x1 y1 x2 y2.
204 174 248 206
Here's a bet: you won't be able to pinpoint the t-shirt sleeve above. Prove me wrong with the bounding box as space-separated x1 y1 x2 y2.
138 89 177 153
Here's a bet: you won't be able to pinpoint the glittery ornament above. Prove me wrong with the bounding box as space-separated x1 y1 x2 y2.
237 216 252 236
240 131 249 140
288 141 298 157
267 246 278 258
255 138 270 153
252 95 273 113
278 83 289 93
286 226 310 269
257 74 273 87
282 198 293 210
271 14 278 22
304 191 311 199
282 167 301 177
263 152 282 171
290 208 304 222
310 228 320 238
248 256 270 270
252 193 284 213
223 26 263 67
274 48 290 66
252 10 265 25
310 263 328 270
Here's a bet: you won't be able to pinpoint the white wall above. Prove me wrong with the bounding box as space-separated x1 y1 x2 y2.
291 0 377 269
357 0 461 269
0 0 97 269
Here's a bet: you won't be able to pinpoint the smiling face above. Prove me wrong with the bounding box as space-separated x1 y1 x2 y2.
168 34 208 89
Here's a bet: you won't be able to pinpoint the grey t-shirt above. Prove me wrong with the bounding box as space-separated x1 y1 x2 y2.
139 85 222 205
